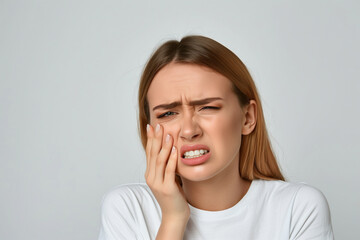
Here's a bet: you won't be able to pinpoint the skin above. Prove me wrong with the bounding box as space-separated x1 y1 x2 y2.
145 63 257 239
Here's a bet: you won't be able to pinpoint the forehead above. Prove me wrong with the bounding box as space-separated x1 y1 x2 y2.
147 63 234 107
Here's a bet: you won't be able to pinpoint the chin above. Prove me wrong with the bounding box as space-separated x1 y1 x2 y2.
177 165 218 182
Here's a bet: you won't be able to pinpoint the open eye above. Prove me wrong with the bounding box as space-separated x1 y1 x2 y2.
157 111 177 119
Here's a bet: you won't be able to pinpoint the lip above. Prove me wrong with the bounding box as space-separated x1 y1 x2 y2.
180 144 211 166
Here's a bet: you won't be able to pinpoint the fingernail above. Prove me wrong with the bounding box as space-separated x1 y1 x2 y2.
146 124 150 132
172 146 176 153
166 134 170 143
155 124 160 133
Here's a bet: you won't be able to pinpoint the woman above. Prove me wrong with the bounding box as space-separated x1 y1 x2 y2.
99 35 334 239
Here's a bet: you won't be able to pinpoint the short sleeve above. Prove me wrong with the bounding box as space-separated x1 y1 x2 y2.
98 188 139 240
289 184 334 240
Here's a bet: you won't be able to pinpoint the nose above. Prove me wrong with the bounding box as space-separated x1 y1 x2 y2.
179 112 202 141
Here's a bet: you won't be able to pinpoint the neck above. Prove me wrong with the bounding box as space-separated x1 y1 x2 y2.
181 163 251 211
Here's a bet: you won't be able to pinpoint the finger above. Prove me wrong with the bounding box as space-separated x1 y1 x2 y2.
150 124 162 158
154 133 173 184
145 124 153 178
164 145 178 183
146 124 154 158
149 124 162 180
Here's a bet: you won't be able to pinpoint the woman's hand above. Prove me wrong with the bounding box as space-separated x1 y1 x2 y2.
145 124 190 238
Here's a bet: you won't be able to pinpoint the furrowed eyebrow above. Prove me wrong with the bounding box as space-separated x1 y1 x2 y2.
189 97 223 106
152 97 223 111
152 101 182 111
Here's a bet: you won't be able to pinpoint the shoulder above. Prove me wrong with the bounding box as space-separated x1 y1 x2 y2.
101 183 155 210
99 183 160 239
291 183 334 239
253 180 334 239
292 182 330 209
262 181 334 239
255 179 327 202
258 180 331 215
255 180 333 239
253 180 308 201
103 183 152 199
290 182 332 224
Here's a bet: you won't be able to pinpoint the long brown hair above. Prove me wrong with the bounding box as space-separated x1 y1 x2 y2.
138 35 284 181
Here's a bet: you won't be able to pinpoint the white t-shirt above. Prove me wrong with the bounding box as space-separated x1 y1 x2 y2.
98 180 334 240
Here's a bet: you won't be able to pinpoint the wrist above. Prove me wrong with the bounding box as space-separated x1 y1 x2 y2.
156 215 189 240
162 213 190 225
162 208 190 221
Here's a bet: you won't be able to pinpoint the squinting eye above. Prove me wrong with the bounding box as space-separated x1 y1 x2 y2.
200 106 220 111
157 111 176 118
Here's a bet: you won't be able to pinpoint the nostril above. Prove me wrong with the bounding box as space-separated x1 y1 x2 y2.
179 126 202 140
192 134 200 139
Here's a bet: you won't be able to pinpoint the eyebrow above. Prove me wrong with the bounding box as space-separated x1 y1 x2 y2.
152 97 223 111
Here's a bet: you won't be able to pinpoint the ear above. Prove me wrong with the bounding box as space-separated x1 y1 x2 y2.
241 100 257 135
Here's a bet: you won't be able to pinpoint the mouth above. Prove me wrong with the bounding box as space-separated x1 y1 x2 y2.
183 149 209 159
180 144 211 166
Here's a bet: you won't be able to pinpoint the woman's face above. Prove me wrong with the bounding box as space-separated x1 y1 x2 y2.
147 63 250 182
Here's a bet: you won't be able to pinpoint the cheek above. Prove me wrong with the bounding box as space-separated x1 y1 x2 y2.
161 123 181 146
214 111 243 149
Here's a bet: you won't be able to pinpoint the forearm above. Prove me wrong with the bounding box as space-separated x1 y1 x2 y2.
156 216 189 240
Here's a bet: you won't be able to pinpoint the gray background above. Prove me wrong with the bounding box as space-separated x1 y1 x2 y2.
1 0 359 239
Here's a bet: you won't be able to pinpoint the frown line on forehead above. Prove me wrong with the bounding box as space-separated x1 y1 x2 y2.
152 97 223 111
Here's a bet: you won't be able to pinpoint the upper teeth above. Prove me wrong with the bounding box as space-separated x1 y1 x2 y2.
184 149 209 158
